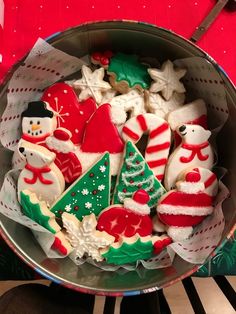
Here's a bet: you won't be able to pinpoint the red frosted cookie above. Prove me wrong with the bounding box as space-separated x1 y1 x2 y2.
97 190 153 241
41 82 97 145
157 168 217 242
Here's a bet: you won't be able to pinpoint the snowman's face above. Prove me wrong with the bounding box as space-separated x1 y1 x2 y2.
22 117 55 137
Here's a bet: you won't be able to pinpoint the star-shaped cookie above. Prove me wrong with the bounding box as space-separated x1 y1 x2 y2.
148 60 186 100
73 65 111 104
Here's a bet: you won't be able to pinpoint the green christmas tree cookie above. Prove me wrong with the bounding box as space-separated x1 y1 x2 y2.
50 153 111 220
101 235 154 265
20 190 61 234
108 53 151 91
113 141 166 208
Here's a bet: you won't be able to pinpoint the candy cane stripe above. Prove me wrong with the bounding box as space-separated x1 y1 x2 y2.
122 114 171 181
147 158 167 168
136 114 148 132
204 173 217 188
122 126 140 141
146 142 170 154
150 122 169 139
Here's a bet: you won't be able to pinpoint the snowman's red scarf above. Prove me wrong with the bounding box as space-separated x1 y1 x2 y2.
180 142 209 163
22 133 50 144
24 164 53 184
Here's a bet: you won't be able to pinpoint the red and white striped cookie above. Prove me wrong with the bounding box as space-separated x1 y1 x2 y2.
122 113 171 181
177 166 218 197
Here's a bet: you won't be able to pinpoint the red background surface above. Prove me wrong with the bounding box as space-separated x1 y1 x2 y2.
0 0 235 84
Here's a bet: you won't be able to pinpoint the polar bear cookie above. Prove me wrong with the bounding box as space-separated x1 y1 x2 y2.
164 124 214 190
17 141 65 206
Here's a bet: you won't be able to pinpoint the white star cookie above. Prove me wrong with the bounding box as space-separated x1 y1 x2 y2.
109 90 146 125
62 212 115 262
148 60 187 100
147 92 185 119
73 65 111 104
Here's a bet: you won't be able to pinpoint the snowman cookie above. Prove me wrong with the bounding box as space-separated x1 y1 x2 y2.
18 141 65 206
21 101 57 144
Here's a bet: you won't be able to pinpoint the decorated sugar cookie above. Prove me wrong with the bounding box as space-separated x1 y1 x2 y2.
41 82 97 145
122 113 171 181
51 231 72 256
108 53 151 93
101 235 154 265
109 90 146 126
91 50 113 69
50 153 110 220
97 190 153 241
62 212 115 262
73 65 111 104
167 99 207 131
76 104 124 176
157 168 217 241
113 141 166 208
164 124 214 190
17 141 65 206
146 92 185 119
45 128 82 183
148 60 186 100
178 166 218 197
20 190 61 234
21 101 57 144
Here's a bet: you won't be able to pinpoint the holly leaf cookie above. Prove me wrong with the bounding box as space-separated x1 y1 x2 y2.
73 65 111 104
20 190 61 234
50 153 111 220
148 60 186 100
101 235 154 265
41 82 97 145
62 212 115 262
108 53 151 93
113 141 166 208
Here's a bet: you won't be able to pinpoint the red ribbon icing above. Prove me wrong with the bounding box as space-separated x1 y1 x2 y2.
22 133 50 144
180 142 209 163
24 163 53 184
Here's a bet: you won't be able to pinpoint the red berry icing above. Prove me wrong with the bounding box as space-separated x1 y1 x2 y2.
133 189 150 205
185 171 201 182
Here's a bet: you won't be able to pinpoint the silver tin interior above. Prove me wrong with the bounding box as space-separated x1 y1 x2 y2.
0 21 235 295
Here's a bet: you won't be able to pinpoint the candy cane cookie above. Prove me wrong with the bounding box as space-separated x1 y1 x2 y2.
122 113 171 181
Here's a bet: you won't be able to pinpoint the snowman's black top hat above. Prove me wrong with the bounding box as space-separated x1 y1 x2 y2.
22 101 54 118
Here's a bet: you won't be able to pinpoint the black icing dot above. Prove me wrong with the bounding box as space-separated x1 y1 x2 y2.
35 132 38 136
30 121 33 124
28 130 30 133
37 121 40 125
39 130 42 134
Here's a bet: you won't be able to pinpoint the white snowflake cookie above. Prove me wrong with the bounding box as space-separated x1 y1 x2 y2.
62 212 115 262
73 65 111 104
148 60 186 100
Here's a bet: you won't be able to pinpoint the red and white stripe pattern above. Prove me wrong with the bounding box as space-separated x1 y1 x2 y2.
122 113 171 181
178 167 218 197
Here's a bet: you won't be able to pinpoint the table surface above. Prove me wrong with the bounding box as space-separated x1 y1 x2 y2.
0 0 235 85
